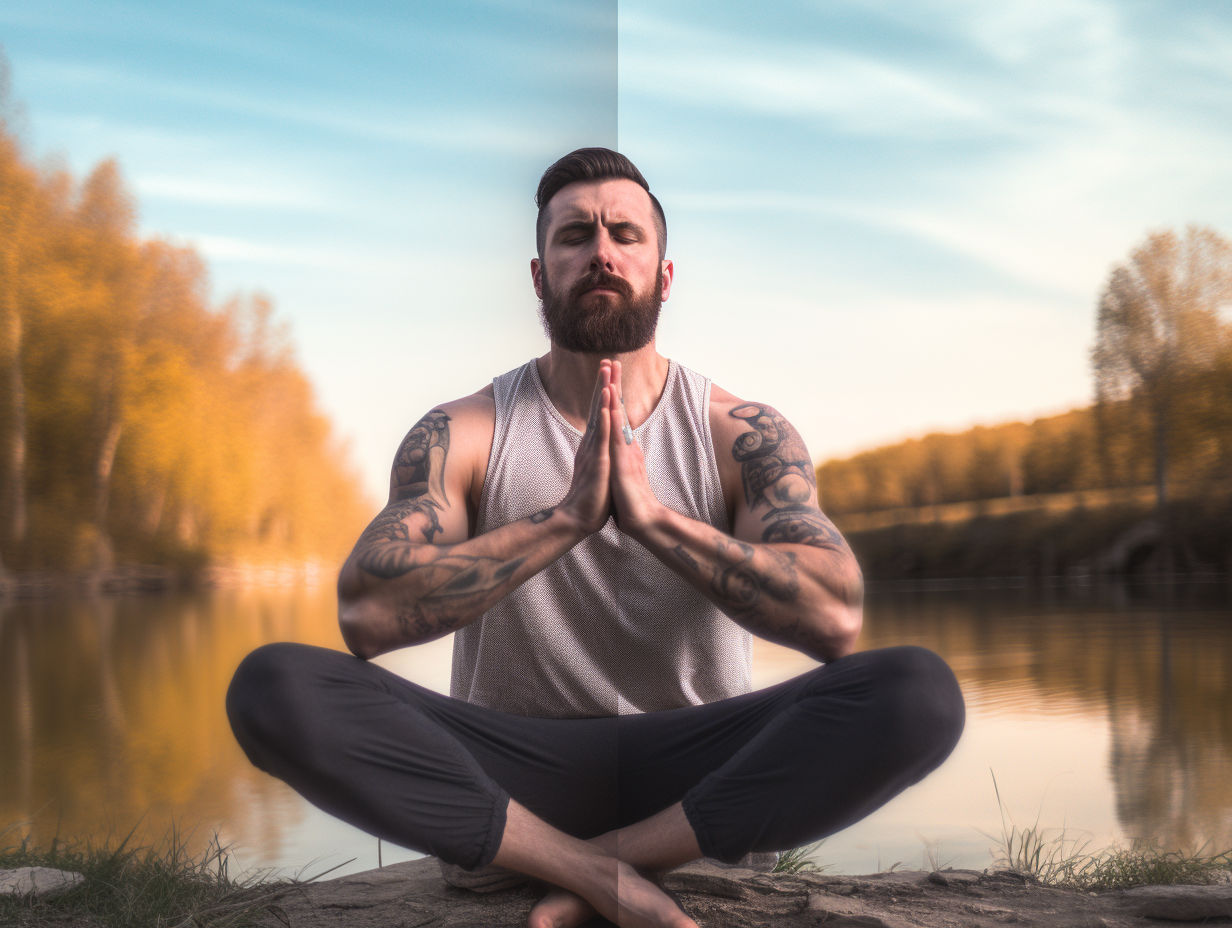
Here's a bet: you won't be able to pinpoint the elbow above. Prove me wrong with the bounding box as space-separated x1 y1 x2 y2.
825 601 863 660
818 557 864 660
338 607 381 660
337 569 383 660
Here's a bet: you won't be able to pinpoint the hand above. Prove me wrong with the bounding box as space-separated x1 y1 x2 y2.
558 361 613 535
607 360 663 539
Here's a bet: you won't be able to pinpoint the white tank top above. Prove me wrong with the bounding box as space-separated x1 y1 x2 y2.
450 358 752 718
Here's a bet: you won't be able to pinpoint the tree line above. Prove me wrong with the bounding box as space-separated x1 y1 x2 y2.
818 226 1232 517
0 113 371 577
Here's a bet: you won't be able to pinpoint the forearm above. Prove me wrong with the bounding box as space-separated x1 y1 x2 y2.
634 505 864 662
338 506 584 658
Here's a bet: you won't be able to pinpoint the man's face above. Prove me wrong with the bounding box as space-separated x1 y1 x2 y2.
532 179 673 354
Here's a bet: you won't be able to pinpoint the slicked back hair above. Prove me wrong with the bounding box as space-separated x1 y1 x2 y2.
535 148 667 261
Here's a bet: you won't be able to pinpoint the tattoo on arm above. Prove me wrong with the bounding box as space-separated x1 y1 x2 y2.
394 409 451 497
760 505 845 547
530 507 555 524
356 500 424 577
729 404 849 553
393 553 527 639
673 535 799 619
387 409 451 539
672 545 701 573
708 537 799 613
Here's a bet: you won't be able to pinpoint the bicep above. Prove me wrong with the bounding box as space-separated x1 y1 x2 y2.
385 406 471 546
723 402 849 554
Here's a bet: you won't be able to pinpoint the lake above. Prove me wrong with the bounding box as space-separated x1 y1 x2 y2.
2 581 1229 877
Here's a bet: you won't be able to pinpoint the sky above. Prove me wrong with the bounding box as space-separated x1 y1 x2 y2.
2 0 1230 502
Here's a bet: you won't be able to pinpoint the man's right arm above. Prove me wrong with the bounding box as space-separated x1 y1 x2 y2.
337 371 614 659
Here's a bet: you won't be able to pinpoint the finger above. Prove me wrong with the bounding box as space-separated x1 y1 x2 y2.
585 364 611 436
605 380 621 454
597 402 611 458
607 361 633 446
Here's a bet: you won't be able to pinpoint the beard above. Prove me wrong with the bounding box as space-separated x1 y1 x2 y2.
538 266 662 354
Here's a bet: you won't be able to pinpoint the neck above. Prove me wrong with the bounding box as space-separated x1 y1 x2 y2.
536 342 670 432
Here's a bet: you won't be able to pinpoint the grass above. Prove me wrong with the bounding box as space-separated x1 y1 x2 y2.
0 823 297 928
771 841 827 874
983 770 1232 890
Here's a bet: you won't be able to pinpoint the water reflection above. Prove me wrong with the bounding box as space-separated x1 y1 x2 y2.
859 591 1232 852
0 588 343 859
0 585 1229 871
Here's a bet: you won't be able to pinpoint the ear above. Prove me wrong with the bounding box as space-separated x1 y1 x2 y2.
530 257 543 300
659 259 674 301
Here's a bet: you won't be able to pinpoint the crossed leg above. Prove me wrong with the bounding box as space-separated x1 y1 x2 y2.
227 643 965 928
497 799 700 928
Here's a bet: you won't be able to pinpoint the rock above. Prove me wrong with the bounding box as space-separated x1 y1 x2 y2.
1122 883 1232 920
662 862 757 900
0 866 85 897
807 892 918 928
248 856 1232 928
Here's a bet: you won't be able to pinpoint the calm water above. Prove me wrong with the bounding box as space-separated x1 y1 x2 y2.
2 583 1230 876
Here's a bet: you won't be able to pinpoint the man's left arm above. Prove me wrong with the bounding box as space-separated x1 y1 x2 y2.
606 365 863 662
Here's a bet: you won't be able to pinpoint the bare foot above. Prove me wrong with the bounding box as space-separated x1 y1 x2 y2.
527 886 595 928
601 860 698 928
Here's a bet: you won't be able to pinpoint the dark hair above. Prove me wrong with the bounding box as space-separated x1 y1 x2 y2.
535 148 667 260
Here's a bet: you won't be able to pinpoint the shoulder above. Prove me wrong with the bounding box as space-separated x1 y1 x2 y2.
398 384 494 448
434 383 495 427
708 383 802 456
390 384 496 506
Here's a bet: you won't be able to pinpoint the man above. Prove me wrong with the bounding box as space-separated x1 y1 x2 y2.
228 149 964 928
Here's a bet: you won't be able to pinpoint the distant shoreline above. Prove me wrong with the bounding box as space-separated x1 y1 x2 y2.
840 492 1232 587
0 561 331 600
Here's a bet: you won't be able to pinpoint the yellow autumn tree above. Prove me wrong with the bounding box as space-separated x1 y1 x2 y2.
0 112 371 574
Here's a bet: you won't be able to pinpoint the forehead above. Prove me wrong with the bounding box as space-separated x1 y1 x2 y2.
544 178 654 228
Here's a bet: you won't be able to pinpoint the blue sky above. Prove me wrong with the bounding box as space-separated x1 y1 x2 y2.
2 0 1230 501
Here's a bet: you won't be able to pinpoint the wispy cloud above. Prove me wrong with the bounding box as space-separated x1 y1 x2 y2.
620 12 989 136
192 234 392 273
19 57 558 157
134 175 335 213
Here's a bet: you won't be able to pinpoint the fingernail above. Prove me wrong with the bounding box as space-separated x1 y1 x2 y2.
623 424 634 445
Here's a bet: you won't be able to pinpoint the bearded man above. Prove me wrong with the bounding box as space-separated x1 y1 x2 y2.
227 149 965 928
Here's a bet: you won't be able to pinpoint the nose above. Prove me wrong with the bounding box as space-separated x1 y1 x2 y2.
588 228 617 273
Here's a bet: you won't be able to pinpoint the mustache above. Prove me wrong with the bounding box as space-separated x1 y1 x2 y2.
567 270 634 301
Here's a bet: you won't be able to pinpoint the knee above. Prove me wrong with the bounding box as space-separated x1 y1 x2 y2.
226 643 318 757
871 646 966 757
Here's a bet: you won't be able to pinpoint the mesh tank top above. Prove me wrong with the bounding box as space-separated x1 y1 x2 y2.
450 358 752 718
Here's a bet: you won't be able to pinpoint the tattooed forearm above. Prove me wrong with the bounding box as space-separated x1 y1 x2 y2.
672 545 701 573
391 552 527 639
707 537 799 615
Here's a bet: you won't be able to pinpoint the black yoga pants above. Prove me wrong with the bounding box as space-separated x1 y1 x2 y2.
226 643 964 871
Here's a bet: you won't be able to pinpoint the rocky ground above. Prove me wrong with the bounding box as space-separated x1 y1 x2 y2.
5 858 1232 927
249 857 1232 928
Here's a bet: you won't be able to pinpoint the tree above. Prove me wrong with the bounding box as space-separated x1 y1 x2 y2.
0 56 35 584
1092 226 1232 509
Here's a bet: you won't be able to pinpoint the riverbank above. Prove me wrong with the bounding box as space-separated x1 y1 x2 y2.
0 562 329 599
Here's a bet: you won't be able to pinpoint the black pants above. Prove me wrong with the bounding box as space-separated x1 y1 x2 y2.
226 643 964 871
